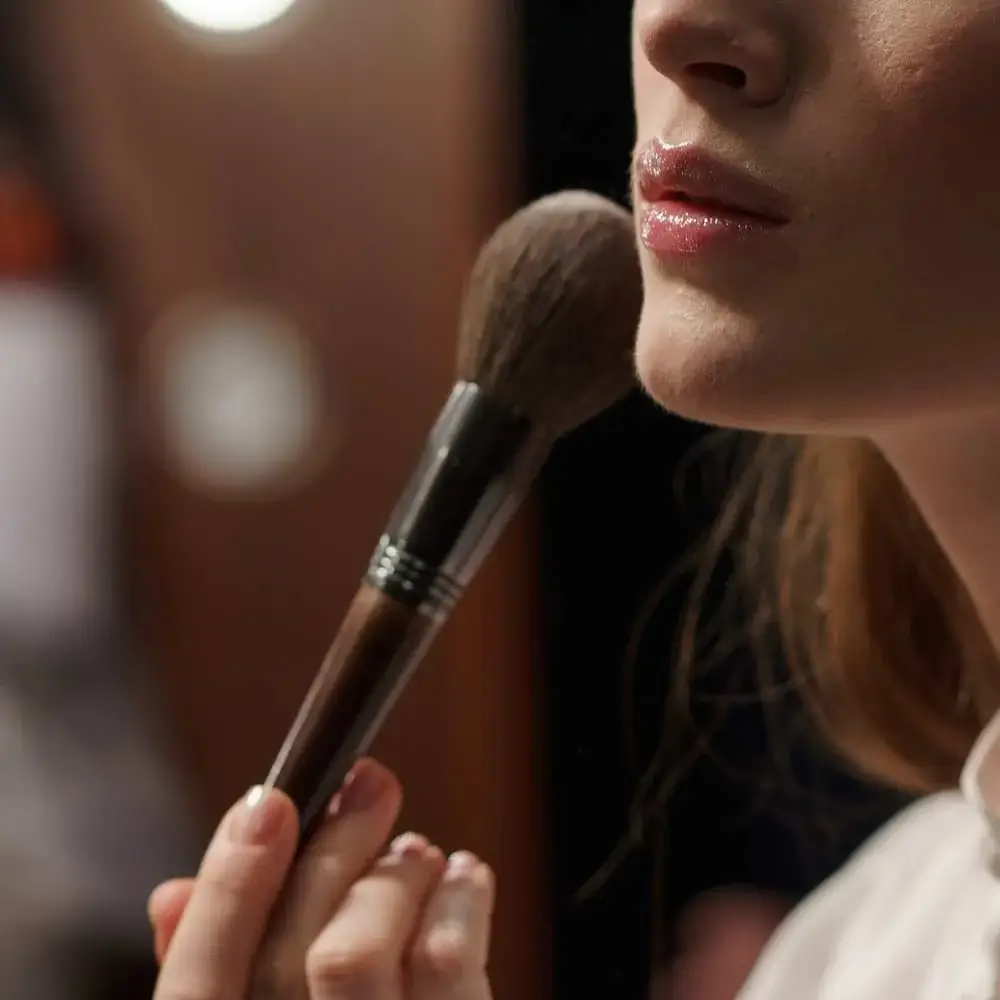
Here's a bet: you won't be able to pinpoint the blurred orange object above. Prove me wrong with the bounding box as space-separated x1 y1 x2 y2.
0 146 65 279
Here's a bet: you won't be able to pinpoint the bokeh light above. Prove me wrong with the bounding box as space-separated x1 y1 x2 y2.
158 0 298 33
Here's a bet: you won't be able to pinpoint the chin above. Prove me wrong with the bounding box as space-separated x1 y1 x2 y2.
633 283 884 436
633 240 1000 435
633 288 790 433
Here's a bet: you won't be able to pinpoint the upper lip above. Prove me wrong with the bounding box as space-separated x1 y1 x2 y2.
636 139 790 224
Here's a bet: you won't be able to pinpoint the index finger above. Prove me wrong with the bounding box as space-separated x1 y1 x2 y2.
154 787 298 1000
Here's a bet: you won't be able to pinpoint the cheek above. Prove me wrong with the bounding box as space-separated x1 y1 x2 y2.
831 14 1000 338
847 9 1000 211
633 64 662 127
631 18 664 126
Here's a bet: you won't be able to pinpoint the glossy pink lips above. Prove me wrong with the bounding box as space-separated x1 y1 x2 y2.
635 139 789 258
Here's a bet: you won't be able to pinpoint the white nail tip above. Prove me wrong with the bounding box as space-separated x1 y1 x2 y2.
245 786 266 810
390 832 427 857
447 851 479 876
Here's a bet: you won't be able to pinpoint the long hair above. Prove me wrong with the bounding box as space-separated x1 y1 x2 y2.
744 434 1000 791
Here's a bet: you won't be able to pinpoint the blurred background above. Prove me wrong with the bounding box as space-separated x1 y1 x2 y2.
0 2 905 998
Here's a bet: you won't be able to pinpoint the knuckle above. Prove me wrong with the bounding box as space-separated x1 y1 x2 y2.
306 938 394 992
411 928 474 982
197 848 262 901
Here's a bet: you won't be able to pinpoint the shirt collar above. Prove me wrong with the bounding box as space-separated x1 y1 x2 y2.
961 710 1000 840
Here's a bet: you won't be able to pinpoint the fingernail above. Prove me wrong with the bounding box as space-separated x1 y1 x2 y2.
447 851 478 877
338 762 388 814
390 832 429 859
230 786 286 846
441 855 481 924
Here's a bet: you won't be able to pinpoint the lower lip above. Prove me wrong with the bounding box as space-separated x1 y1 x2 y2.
639 201 782 258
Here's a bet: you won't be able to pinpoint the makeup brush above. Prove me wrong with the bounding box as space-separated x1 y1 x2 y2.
265 190 643 843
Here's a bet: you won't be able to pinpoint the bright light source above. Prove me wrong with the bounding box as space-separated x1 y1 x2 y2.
158 0 298 33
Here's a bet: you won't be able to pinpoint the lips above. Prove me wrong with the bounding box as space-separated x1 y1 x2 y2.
636 138 790 225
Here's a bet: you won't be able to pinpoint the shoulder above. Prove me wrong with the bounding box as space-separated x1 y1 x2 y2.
774 791 977 913
842 790 978 879
792 790 974 925
739 792 985 997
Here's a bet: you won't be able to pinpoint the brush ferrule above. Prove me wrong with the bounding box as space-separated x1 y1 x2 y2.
367 540 462 615
365 381 546 614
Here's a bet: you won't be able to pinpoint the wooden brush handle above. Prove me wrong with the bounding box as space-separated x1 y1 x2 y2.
266 582 438 845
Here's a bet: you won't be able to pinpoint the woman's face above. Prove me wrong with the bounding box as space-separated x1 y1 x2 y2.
632 0 1000 434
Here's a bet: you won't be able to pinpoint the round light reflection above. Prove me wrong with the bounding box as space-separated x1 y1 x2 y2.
158 0 298 33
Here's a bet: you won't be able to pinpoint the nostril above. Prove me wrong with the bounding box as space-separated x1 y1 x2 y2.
687 62 747 90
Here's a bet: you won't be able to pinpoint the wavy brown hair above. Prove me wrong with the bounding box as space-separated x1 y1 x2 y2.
584 431 1000 905
746 435 1000 792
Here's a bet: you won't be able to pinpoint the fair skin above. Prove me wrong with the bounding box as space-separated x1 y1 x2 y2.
150 760 494 999
154 0 1000 995
631 0 1000 642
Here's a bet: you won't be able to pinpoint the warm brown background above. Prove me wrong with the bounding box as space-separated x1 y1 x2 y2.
27 1 551 997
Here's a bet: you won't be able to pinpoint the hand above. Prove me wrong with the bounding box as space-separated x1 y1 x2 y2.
149 759 495 999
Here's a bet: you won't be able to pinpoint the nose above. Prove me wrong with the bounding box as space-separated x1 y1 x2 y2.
637 0 792 108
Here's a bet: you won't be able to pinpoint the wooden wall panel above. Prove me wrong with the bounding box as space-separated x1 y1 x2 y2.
28 2 551 997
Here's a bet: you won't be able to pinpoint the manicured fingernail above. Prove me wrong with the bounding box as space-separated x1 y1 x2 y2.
439 854 482 924
447 851 478 877
390 832 429 859
230 786 286 846
338 762 389 813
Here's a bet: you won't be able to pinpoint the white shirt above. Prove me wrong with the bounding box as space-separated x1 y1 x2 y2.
739 711 1000 999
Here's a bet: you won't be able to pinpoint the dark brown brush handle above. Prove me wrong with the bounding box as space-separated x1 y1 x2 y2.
265 582 438 846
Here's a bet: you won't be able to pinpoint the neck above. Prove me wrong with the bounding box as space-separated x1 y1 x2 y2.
876 412 1000 655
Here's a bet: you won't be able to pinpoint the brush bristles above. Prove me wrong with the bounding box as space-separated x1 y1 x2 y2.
456 190 642 438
